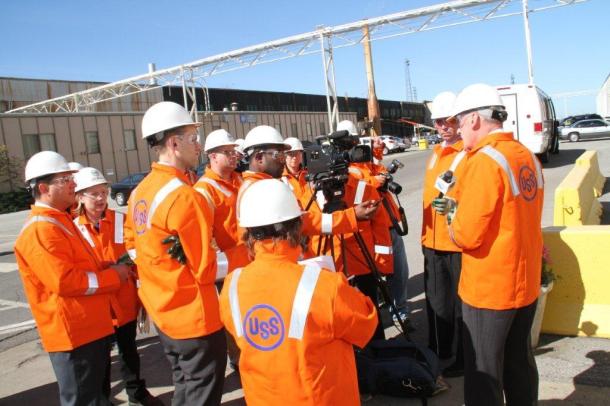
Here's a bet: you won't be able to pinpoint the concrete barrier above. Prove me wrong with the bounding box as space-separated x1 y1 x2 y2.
553 151 606 226
542 226 610 338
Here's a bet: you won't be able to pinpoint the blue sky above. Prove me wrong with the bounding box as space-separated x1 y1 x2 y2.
1 0 607 117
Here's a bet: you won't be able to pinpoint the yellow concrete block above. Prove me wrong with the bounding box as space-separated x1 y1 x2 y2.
553 153 604 226
418 138 428 150
575 150 606 197
542 226 610 338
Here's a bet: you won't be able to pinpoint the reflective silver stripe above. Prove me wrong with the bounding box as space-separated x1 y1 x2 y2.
449 150 467 172
480 146 520 196
374 245 393 255
147 178 184 229
85 272 99 295
281 176 294 190
195 187 215 211
321 213 332 234
315 190 326 210
21 215 74 237
354 180 367 205
288 264 322 339
529 150 544 188
348 167 362 176
127 249 137 260
228 268 244 337
114 212 124 244
427 152 438 169
201 177 232 197
73 220 95 248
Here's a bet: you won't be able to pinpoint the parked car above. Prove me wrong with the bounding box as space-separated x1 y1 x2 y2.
110 172 148 206
379 135 410 154
559 119 610 142
424 133 441 145
559 114 604 127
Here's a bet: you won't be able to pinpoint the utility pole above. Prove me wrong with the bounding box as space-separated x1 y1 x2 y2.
362 24 382 136
522 0 535 84
404 59 414 102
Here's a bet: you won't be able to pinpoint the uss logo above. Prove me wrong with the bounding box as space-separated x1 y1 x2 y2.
133 199 148 235
518 165 537 201
243 304 285 351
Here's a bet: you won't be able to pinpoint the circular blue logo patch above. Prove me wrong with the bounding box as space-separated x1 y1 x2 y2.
519 165 538 201
243 304 285 351
133 199 148 235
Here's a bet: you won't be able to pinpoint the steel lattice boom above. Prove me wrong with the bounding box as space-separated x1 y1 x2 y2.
7 0 587 114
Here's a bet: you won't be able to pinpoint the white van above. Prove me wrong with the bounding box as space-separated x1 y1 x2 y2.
496 84 559 163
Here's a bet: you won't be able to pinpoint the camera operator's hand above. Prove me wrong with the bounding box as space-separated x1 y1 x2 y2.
374 174 387 187
355 199 381 221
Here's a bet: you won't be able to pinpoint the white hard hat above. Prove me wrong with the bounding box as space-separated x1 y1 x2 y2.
430 91 457 120
74 167 108 193
242 125 287 153
284 137 304 151
234 138 245 154
67 162 84 171
141 101 201 139
336 120 358 135
450 83 505 118
204 129 238 152
239 179 302 227
24 151 73 182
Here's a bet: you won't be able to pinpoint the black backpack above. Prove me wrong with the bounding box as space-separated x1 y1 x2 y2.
355 336 442 404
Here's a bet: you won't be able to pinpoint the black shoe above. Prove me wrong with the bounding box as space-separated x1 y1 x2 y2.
128 390 165 406
442 363 464 378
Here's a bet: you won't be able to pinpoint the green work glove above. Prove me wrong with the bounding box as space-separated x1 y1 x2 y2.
162 235 187 265
116 252 135 266
432 197 457 224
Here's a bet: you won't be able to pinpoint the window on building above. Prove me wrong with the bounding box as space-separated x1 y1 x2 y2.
85 131 100 154
124 130 137 151
291 123 298 137
22 133 57 159
246 105 257 111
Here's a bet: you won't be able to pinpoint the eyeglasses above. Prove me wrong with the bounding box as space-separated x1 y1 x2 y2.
176 133 201 145
49 175 74 186
213 149 239 157
433 118 449 127
286 151 302 158
258 150 286 160
82 190 109 200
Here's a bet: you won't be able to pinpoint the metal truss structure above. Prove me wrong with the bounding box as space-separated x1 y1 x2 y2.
8 0 588 130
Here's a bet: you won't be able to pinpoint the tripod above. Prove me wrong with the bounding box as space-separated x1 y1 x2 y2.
304 179 412 340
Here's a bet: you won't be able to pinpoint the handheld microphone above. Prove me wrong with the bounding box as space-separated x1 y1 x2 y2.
436 170 454 198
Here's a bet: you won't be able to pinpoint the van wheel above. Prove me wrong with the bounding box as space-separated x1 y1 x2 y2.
569 132 580 142
537 149 549 164
383 147 390 155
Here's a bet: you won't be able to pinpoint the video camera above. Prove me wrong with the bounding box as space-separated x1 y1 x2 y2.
304 130 371 211
378 159 404 195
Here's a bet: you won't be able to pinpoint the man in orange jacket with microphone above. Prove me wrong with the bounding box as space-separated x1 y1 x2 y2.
434 83 544 406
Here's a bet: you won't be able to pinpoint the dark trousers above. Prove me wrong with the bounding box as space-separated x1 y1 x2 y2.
462 300 539 406
353 273 385 341
157 327 227 406
49 335 113 406
103 320 148 401
423 246 463 367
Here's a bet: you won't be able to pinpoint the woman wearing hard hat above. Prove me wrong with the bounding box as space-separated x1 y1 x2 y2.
73 167 162 406
219 179 378 405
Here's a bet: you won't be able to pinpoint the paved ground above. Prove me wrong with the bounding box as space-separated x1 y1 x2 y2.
1 138 610 405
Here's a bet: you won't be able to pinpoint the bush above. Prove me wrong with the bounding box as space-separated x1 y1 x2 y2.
0 188 32 214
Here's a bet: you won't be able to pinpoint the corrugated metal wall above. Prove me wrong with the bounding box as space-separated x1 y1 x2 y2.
0 111 356 192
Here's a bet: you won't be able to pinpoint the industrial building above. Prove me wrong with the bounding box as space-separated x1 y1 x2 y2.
2 77 429 191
